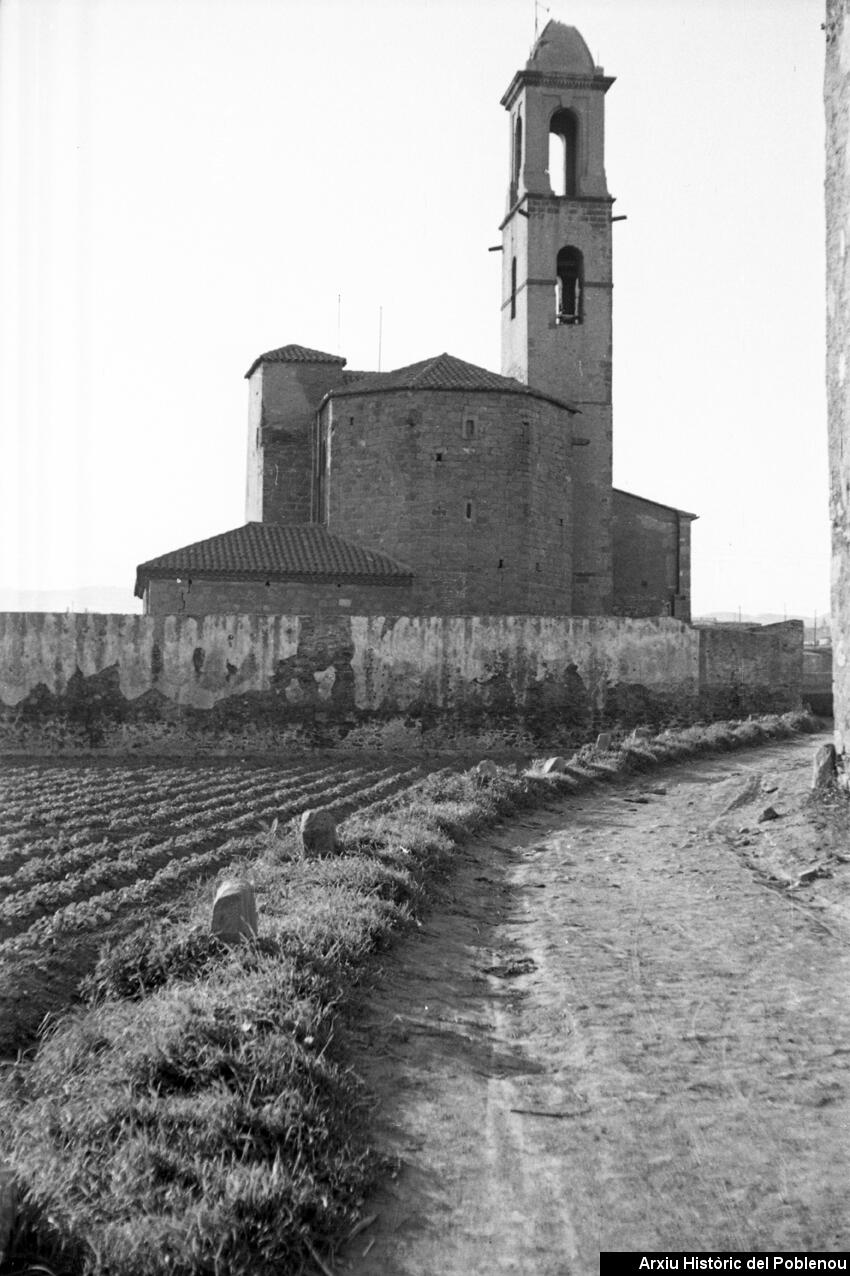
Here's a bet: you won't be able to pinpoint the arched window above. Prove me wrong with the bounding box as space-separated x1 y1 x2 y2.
549 108 578 198
556 247 583 324
513 112 523 188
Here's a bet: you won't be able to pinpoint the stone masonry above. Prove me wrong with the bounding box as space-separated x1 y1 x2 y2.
321 386 574 615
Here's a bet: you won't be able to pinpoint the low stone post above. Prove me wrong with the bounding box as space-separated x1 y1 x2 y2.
812 742 838 789
299 808 338 857
631 726 652 741
595 731 612 751
211 879 258 942
541 756 567 774
475 759 499 778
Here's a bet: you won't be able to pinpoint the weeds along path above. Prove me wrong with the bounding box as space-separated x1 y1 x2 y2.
341 732 850 1273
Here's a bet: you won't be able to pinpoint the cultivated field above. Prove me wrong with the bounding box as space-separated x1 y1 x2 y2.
0 755 439 1054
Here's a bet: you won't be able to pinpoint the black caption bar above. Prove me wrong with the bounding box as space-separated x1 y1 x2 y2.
600 1256 850 1276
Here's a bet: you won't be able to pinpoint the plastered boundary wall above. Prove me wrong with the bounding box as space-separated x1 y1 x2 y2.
0 613 803 754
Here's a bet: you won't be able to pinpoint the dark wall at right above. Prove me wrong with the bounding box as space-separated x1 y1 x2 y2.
611 488 693 621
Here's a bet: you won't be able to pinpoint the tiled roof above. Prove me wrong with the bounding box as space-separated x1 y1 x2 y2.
328 352 579 412
342 369 385 385
134 523 412 597
244 344 346 379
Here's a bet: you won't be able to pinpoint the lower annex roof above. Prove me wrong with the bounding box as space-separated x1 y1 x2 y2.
134 523 413 597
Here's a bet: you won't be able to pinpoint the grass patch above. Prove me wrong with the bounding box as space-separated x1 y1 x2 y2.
0 709 822 1274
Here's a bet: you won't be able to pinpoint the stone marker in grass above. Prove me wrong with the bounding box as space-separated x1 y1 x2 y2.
812 742 837 789
631 726 652 741
541 756 567 774
211 879 258 942
595 731 612 751
476 760 499 778
300 808 338 857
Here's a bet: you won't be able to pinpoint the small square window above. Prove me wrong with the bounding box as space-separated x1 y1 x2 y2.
435 452 443 461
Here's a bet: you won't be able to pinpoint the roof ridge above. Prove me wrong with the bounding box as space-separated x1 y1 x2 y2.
321 349 578 411
135 523 413 597
244 343 347 379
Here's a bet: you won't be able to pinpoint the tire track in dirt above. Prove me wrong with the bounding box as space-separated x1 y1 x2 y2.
340 733 850 1273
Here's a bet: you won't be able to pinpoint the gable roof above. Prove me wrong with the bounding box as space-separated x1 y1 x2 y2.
135 523 413 597
326 352 579 413
244 344 346 379
613 488 698 521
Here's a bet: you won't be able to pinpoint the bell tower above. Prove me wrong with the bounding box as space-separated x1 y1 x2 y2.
501 21 615 614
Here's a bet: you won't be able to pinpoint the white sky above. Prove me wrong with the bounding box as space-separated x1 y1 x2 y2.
0 0 828 618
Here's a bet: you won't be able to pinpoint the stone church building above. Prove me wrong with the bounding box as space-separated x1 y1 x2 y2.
135 22 695 620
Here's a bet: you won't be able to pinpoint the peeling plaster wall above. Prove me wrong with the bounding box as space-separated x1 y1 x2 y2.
348 615 699 722
695 622 804 720
0 611 802 754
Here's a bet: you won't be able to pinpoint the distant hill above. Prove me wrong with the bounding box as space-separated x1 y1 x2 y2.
0 587 142 615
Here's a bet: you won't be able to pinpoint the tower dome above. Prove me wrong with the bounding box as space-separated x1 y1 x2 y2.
526 20 597 75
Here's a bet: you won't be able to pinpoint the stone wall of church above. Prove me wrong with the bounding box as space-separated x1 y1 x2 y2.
144 577 414 618
245 359 345 524
321 388 573 615
826 0 850 753
611 490 692 621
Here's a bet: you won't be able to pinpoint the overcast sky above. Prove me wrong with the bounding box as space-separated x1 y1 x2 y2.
0 0 828 619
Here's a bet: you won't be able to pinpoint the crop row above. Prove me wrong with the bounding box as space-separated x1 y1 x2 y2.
0 761 327 834
0 834 260 959
0 829 222 942
0 763 229 812
0 765 431 943
0 759 283 803
0 758 432 958
0 762 370 853
0 764 412 887
0 764 325 850
20 763 349 844
0 764 406 878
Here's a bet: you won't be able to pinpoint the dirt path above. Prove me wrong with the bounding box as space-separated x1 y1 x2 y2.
339 733 850 1273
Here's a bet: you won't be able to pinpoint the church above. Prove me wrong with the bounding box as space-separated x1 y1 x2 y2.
135 22 695 621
